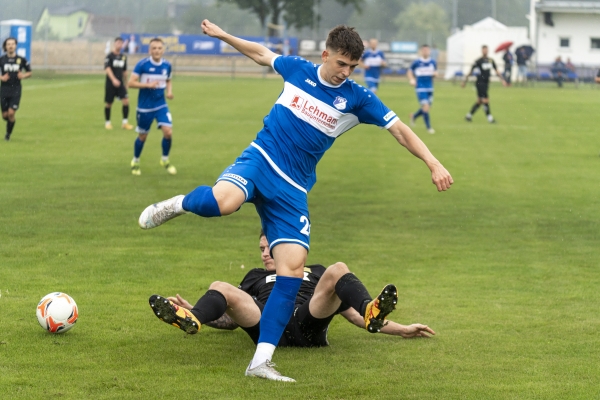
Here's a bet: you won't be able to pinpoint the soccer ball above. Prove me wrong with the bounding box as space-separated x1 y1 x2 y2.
36 292 79 333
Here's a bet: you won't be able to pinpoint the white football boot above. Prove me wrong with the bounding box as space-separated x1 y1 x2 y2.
138 195 187 229
245 361 296 382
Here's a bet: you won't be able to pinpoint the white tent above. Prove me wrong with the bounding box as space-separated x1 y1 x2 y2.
445 17 530 79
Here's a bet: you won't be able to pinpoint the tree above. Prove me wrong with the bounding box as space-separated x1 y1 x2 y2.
219 0 365 36
395 2 449 47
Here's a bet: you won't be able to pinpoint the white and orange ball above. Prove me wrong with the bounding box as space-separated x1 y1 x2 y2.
36 292 79 333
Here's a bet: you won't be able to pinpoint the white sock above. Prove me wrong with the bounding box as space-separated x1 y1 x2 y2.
466 113 472 118
105 120 111 125
132 157 140 163
487 114 494 121
161 156 169 162
249 342 276 369
122 119 128 124
174 195 187 214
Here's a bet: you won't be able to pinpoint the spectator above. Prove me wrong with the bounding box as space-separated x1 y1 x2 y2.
565 57 575 73
596 69 600 84
502 49 514 86
515 47 529 85
551 56 567 88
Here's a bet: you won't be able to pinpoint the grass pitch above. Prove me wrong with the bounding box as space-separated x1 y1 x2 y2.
1 74 599 399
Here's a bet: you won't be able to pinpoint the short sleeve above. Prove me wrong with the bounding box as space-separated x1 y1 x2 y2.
104 56 110 69
132 60 143 76
379 51 386 59
492 60 497 69
167 63 172 79
597 69 600 78
272 55 307 80
433 60 438 70
23 58 31 72
410 60 417 72
123 56 127 71
355 94 398 129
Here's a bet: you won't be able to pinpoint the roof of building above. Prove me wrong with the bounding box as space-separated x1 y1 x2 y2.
470 17 508 30
536 1 600 13
46 6 89 16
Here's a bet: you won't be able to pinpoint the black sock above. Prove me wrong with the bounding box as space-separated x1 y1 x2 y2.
483 104 491 115
191 289 228 324
334 273 372 317
123 105 129 119
470 103 480 114
104 107 111 122
7 120 15 134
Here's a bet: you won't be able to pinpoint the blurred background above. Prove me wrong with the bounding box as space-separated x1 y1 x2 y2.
1 0 598 85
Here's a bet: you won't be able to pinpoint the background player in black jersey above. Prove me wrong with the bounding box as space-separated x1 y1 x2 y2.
148 231 434 381
0 37 32 141
461 45 507 124
104 37 133 130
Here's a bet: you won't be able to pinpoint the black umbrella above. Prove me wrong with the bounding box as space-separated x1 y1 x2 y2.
516 45 535 59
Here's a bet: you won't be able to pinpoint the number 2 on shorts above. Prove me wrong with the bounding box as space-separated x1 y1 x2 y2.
300 215 311 236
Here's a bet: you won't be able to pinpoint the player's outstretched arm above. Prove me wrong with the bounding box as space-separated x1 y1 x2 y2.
388 120 453 191
201 19 277 67
340 308 435 338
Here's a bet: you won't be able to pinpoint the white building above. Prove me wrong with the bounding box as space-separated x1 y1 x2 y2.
531 1 600 66
445 17 530 79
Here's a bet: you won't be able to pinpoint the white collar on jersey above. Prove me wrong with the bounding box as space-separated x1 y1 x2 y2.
419 57 432 63
317 65 345 88
149 57 163 66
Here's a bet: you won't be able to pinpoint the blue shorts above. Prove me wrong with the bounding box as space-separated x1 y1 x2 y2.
416 91 434 105
365 79 379 91
136 106 172 134
216 146 310 251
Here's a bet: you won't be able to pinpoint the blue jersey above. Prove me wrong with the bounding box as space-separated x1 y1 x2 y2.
248 56 398 193
410 58 437 92
132 57 172 112
361 50 386 82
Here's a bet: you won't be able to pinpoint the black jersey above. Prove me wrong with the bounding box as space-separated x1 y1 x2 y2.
0 54 31 92
471 57 497 84
104 52 127 83
238 264 326 306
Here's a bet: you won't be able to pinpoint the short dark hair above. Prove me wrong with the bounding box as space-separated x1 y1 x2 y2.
421 44 430 48
482 45 488 49
115 37 124 42
259 229 266 239
150 37 163 45
326 25 364 61
2 37 16 52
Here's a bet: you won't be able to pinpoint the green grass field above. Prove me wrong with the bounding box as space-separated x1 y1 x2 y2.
1 74 599 399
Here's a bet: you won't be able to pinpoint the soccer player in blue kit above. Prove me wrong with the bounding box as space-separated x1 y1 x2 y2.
138 20 453 382
408 44 437 134
360 39 386 93
127 38 176 176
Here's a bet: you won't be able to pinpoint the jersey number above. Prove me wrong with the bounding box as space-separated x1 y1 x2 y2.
300 216 310 236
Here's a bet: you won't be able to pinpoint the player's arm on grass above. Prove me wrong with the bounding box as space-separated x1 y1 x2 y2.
388 120 453 191
340 308 434 338
201 19 277 67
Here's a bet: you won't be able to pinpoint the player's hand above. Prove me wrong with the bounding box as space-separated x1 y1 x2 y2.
201 19 226 38
501 80 508 87
399 324 435 338
147 81 160 89
112 78 121 87
166 92 174 99
0 73 8 82
409 78 416 86
167 294 193 310
430 162 453 191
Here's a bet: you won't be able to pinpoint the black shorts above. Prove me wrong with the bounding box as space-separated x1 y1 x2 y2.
1 89 21 112
241 298 335 348
105 81 128 103
476 81 489 99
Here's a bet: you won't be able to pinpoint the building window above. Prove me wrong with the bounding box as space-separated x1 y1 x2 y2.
592 38 600 49
78 17 83 28
559 38 570 48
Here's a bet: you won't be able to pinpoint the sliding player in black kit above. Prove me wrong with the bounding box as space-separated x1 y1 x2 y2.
148 231 435 382
0 37 32 141
461 45 506 124
104 37 133 130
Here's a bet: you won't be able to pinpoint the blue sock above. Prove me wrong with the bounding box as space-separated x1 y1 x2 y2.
413 109 423 119
182 186 221 217
161 138 172 157
423 112 431 129
134 138 145 158
258 276 303 345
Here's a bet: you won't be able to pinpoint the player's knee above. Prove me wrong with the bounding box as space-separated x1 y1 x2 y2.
162 129 172 139
208 281 233 299
105 103 112 108
137 134 148 142
330 262 350 277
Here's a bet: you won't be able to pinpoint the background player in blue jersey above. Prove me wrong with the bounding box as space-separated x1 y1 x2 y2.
360 39 386 93
127 38 176 176
137 19 453 382
407 45 437 134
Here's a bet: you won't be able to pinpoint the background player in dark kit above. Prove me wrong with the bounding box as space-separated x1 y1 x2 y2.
104 37 133 130
0 37 32 141
462 45 506 124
